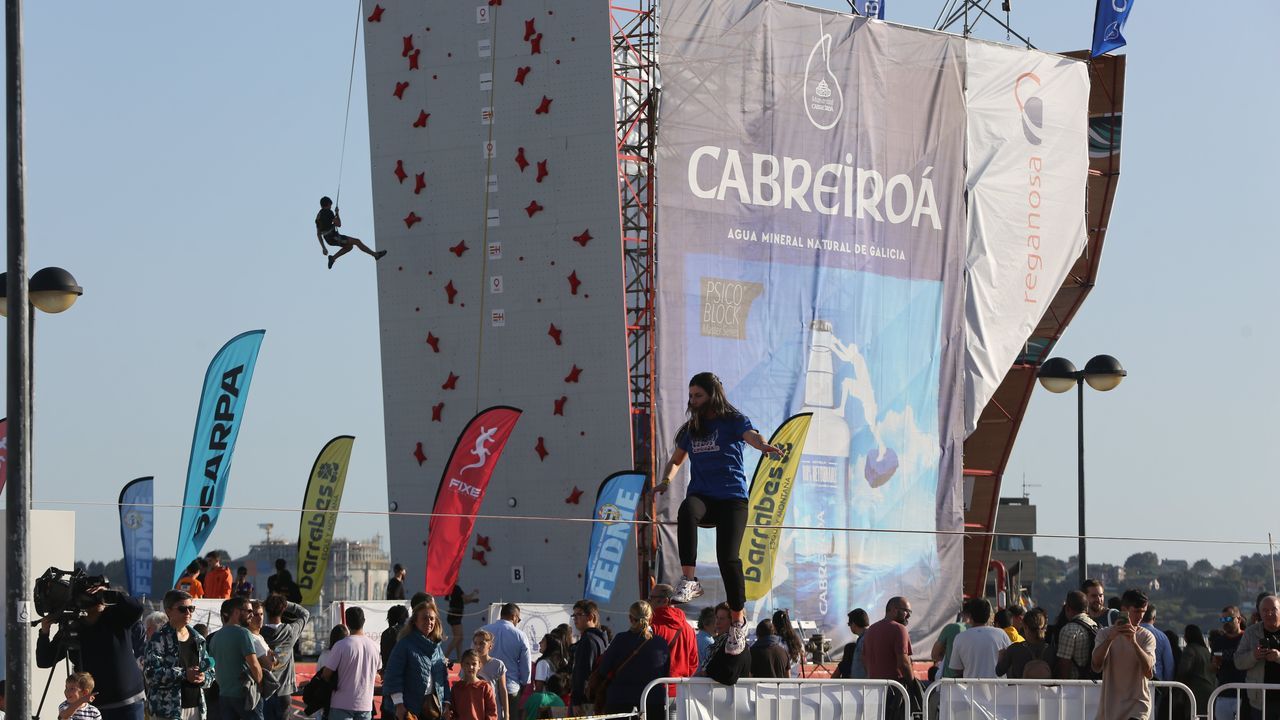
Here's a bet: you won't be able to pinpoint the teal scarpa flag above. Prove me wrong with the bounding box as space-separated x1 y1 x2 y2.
173 330 265 585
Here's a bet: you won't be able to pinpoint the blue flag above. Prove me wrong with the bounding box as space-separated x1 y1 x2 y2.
173 330 265 585
1091 0 1133 57
119 477 154 598
583 471 646 603
857 0 885 20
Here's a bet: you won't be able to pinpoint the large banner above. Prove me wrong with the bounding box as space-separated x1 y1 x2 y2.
424 406 521 595
740 414 811 602
657 1 967 645
963 44 1090 434
583 471 647 604
173 330 266 584
118 477 154 599
297 436 356 605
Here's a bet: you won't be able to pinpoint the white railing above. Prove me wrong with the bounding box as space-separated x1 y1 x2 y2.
1207 682 1280 720
637 677 911 720
923 678 1197 720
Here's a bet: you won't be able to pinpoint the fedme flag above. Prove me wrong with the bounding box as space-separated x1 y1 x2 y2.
173 330 265 584
739 414 811 601
118 477 154 599
583 471 646 603
1092 0 1133 57
425 406 521 595
296 436 355 605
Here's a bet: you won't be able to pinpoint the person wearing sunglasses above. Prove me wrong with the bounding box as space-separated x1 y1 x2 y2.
144 590 216 720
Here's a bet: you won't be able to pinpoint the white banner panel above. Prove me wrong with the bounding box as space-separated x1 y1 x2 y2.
963 43 1090 434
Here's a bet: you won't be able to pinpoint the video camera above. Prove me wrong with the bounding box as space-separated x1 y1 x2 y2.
33 566 119 625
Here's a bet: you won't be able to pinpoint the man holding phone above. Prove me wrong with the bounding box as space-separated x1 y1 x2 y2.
1092 589 1157 720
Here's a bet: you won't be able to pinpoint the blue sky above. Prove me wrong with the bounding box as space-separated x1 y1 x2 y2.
2 1 1277 572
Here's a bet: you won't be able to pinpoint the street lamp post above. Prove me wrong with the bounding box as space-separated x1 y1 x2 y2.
1 266 82 716
1037 354 1126 586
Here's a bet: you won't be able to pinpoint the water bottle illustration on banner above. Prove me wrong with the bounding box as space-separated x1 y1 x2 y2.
792 319 852 631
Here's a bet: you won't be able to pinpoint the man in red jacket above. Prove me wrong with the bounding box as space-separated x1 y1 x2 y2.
649 583 701 701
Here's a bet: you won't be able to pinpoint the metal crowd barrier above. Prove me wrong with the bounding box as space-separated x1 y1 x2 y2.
1207 682 1280 720
638 677 911 720
923 678 1197 720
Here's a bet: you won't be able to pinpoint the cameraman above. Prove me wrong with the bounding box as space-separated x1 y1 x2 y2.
37 584 146 720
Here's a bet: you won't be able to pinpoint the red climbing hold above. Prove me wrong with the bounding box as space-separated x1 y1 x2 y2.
525 200 544 217
488 0 502 5
431 402 444 422
476 534 492 552
565 365 582 383
548 323 562 345
413 110 430 127
515 147 529 171
535 96 553 115
535 437 549 461
536 159 549 183
567 271 582 295
394 81 409 99
404 211 421 228
515 66 532 85
472 549 488 566
426 333 440 352
565 487 584 504
553 396 567 415
367 5 384 22
524 18 537 41
414 172 426 194
402 36 414 57
408 49 421 70
573 229 592 247
450 240 468 257
413 442 427 466
394 160 407 183
530 33 543 54
445 281 458 304
442 372 459 390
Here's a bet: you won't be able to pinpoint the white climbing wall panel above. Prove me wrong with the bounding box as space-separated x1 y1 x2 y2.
365 0 637 614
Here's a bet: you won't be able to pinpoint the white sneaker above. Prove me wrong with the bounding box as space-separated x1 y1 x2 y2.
725 617 748 656
672 576 704 604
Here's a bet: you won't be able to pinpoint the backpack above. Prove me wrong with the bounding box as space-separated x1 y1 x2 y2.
1052 618 1099 680
1020 641 1054 679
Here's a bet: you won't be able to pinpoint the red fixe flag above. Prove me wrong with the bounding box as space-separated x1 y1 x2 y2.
424 406 522 595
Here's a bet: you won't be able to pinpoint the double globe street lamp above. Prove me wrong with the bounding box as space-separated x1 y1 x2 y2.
1037 354 1126 586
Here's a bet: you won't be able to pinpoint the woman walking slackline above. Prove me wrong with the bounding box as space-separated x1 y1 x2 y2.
656 372 782 656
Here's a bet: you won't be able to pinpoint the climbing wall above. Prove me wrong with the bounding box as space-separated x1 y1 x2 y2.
364 0 636 610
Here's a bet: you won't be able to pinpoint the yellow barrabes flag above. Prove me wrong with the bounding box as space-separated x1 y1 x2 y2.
740 413 812 601
296 436 355 605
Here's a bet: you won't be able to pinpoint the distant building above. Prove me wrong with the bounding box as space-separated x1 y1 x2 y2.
991 497 1037 600
232 533 391 603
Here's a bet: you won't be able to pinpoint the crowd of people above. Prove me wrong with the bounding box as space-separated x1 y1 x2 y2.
826 580 1280 720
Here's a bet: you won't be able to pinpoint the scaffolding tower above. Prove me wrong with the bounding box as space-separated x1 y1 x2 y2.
612 0 659 590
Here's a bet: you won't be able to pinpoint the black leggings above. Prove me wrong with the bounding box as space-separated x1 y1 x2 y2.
677 494 748 612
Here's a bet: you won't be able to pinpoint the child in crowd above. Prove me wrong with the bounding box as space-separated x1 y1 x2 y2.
451 649 498 720
58 672 101 720
523 673 566 720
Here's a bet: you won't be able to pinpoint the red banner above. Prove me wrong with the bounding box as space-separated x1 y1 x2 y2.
424 406 521 595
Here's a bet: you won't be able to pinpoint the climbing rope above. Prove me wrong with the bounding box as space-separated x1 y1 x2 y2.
475 5 501 415
334 0 363 209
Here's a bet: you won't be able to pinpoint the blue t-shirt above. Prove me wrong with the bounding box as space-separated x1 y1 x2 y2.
676 413 755 499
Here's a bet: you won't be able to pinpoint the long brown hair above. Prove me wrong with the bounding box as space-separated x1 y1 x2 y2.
681 372 741 439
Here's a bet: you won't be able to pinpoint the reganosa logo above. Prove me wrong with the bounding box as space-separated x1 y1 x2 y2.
803 26 844 130
1014 72 1043 146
